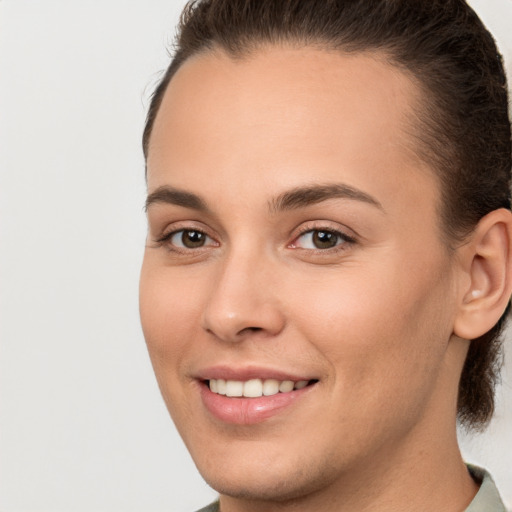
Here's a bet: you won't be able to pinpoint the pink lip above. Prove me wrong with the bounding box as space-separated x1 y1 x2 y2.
198 368 316 425
200 384 314 425
196 365 314 382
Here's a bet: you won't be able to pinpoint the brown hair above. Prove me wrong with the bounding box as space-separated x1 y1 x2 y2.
143 0 511 431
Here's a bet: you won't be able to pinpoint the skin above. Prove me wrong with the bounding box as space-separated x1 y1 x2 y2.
140 47 489 511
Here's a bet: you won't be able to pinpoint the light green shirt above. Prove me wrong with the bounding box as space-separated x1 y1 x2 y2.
195 466 507 512
465 465 507 512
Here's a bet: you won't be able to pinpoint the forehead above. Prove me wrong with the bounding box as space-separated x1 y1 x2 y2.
150 48 424 166
147 46 437 221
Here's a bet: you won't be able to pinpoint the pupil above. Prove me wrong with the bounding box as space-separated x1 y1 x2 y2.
313 230 337 249
183 230 205 248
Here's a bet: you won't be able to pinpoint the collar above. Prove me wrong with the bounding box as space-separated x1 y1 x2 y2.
465 465 507 512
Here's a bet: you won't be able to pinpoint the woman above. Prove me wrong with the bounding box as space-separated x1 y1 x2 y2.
140 1 512 510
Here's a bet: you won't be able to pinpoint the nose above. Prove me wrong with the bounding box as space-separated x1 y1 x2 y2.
201 250 286 343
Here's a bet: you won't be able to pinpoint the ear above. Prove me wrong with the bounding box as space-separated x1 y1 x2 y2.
454 208 512 340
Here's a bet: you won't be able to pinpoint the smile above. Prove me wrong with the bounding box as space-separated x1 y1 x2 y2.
200 376 318 424
208 378 312 398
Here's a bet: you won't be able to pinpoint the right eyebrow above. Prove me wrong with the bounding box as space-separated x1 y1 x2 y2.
145 185 210 212
269 183 384 213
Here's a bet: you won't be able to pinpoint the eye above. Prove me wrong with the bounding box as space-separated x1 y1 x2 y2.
292 229 352 250
167 229 215 249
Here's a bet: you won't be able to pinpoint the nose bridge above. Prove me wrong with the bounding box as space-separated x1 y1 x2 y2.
201 242 285 342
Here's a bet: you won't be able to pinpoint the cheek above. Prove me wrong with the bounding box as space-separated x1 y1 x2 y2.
288 257 454 395
139 261 202 387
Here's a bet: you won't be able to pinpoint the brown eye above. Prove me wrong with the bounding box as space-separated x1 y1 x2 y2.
293 229 353 250
312 230 338 249
169 229 212 249
183 230 206 248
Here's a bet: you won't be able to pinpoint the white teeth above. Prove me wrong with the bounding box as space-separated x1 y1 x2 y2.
262 379 280 396
217 379 226 395
279 380 294 393
226 380 244 397
209 378 311 398
243 379 263 397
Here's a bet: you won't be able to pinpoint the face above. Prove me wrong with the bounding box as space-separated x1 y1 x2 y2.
140 48 463 504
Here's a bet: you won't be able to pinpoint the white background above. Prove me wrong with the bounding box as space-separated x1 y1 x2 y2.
0 1 511 511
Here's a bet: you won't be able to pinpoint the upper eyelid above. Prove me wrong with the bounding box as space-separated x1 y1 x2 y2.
291 228 355 247
153 229 219 255
152 219 358 247
157 227 215 244
154 220 215 239
292 220 358 240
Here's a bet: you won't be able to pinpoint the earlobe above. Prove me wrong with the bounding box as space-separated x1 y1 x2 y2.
454 208 512 340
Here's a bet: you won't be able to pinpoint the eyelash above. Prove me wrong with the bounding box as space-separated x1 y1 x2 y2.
155 228 217 252
154 224 357 255
290 226 357 253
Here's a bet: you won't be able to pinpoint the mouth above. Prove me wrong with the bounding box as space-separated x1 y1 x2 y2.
198 374 319 425
207 378 318 398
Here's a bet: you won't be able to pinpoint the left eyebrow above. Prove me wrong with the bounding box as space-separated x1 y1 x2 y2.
144 185 210 212
269 183 384 213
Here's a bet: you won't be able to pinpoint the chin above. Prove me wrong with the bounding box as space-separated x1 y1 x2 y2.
203 472 318 503
195 451 339 504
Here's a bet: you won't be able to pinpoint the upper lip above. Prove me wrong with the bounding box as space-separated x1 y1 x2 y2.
195 365 316 382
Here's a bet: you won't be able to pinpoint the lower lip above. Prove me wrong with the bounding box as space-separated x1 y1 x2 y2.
199 382 315 425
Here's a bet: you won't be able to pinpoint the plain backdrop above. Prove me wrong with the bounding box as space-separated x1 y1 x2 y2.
1 1 511 511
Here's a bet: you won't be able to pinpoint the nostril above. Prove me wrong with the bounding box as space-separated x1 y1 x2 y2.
239 326 263 335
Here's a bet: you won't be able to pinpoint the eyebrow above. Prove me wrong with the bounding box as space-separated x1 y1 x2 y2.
269 183 384 213
145 186 209 212
145 182 384 214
